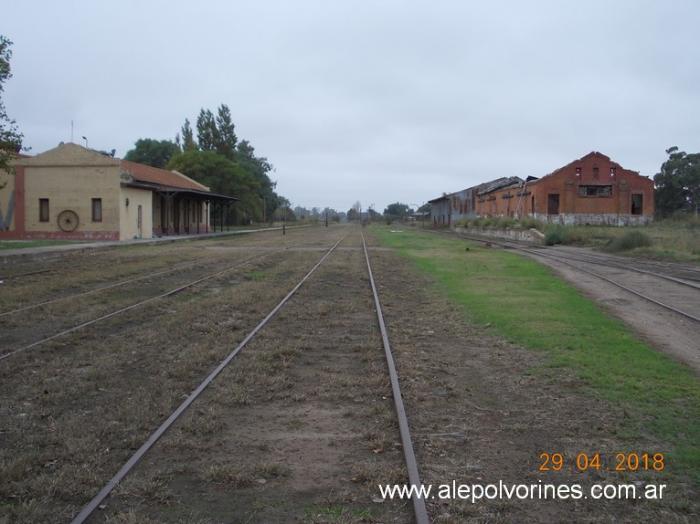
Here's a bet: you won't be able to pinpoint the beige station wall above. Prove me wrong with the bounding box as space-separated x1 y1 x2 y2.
0 167 16 231
24 164 121 237
119 186 153 240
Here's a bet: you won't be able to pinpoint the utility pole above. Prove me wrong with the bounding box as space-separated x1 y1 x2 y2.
283 204 286 235
325 210 328 227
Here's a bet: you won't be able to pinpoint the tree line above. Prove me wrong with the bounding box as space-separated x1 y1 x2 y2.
125 104 284 224
0 36 24 186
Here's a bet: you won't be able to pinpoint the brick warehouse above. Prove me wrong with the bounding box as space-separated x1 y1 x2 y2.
0 143 238 241
428 177 522 226
431 152 655 227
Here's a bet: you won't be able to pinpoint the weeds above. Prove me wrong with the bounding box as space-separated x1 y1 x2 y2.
604 231 653 252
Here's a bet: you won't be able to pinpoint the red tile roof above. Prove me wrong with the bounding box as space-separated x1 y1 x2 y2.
120 160 209 191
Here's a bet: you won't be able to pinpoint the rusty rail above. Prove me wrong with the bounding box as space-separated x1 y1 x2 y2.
450 232 700 324
70 236 345 524
361 232 430 524
0 250 276 362
0 258 209 318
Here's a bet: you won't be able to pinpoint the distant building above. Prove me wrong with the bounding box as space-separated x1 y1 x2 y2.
474 152 654 226
428 152 655 227
429 177 522 226
0 142 237 241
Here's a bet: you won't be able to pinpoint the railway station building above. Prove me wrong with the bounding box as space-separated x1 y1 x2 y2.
430 152 655 227
0 143 237 241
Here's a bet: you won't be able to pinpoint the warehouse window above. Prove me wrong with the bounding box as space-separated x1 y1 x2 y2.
91 198 102 222
577 185 612 197
39 198 49 222
593 166 600 179
631 194 643 215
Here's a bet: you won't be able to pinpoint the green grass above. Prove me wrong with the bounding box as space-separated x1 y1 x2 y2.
0 239 80 250
373 226 700 482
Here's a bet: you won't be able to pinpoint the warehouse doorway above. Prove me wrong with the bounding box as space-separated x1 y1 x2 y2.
631 194 643 215
547 194 560 215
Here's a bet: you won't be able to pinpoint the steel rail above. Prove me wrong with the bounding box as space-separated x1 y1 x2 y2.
548 251 700 288
499 240 700 290
0 224 314 281
453 232 700 324
70 235 345 524
0 250 275 362
0 258 213 318
361 232 430 524
0 268 53 280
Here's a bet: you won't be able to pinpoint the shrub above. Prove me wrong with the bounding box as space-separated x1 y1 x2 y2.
605 231 653 252
544 228 564 245
519 217 543 230
492 217 516 228
544 224 572 246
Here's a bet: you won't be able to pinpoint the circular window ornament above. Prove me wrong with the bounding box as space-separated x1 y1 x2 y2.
57 210 79 232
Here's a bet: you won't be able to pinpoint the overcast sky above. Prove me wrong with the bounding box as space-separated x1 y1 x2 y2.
5 0 699 212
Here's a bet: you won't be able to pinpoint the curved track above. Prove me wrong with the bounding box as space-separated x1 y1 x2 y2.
452 232 700 324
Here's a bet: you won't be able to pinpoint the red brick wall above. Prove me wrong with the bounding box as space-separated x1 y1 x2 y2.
475 153 655 219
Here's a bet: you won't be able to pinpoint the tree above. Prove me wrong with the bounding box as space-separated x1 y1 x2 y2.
383 202 412 218
124 138 179 168
0 35 23 177
236 139 278 220
654 147 700 217
180 119 197 151
196 109 219 151
177 104 285 221
417 203 431 213
215 104 237 159
167 150 262 224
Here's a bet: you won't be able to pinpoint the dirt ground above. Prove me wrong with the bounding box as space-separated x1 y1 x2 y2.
1 225 697 523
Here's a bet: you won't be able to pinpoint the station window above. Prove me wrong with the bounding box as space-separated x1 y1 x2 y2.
92 198 102 222
39 198 49 222
593 166 600 179
577 185 612 197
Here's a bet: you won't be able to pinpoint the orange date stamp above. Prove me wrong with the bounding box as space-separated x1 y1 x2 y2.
539 452 665 473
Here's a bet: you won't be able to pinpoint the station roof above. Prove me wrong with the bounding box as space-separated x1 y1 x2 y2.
124 180 238 201
120 160 209 192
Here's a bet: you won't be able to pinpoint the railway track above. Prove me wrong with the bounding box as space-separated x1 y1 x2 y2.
68 231 428 524
451 232 700 324
362 232 429 524
0 257 222 318
0 250 280 362
0 224 313 282
526 244 700 289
